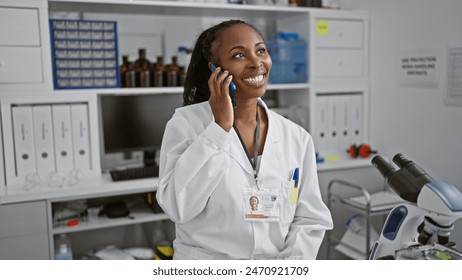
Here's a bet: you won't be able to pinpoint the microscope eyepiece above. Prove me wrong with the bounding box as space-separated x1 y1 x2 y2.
371 155 396 179
371 153 434 203
392 153 412 168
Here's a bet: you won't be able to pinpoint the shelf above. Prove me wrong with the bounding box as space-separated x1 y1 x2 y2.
54 87 184 95
0 174 160 204
48 0 313 18
267 83 310 90
52 83 310 95
326 180 401 260
341 190 402 215
53 202 169 235
317 158 373 172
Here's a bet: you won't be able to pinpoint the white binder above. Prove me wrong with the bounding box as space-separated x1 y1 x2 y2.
32 105 56 174
327 95 340 156
349 94 363 145
12 106 37 176
314 95 330 155
52 104 74 173
70 103 91 171
338 94 351 155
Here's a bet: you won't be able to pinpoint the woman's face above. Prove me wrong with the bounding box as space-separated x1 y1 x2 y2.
212 24 272 99
250 196 258 210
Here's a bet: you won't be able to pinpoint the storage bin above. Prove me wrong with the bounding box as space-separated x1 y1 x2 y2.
267 32 308 84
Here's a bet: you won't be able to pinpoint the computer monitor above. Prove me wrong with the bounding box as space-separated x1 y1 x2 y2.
98 93 181 171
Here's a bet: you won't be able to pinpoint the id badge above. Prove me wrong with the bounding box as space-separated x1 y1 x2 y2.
243 188 280 222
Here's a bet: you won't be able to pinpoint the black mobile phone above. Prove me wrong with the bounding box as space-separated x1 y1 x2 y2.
212 64 237 107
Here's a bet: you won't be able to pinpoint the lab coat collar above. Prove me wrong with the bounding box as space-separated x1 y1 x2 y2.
229 98 281 177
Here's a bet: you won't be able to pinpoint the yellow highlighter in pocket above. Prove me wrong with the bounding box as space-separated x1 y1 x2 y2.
290 168 299 205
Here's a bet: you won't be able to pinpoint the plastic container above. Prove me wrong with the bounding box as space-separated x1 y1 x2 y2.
267 32 308 84
55 234 73 260
177 46 191 71
87 207 100 223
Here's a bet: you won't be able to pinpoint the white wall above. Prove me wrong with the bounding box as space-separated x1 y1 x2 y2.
341 0 462 250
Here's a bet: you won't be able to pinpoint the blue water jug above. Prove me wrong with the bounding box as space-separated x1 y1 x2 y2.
267 32 308 84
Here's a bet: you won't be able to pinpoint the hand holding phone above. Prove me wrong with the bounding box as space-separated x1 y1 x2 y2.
212 64 237 107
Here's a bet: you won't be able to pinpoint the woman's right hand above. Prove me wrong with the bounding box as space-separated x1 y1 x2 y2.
208 66 234 132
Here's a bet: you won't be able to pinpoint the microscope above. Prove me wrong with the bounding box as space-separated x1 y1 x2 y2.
369 153 462 260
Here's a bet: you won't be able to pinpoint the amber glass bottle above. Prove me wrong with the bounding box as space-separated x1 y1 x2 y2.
120 55 130 87
134 48 151 87
167 56 180 87
153 56 166 87
124 62 136 88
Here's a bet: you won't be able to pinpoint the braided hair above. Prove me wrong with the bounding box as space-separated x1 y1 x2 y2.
183 19 261 106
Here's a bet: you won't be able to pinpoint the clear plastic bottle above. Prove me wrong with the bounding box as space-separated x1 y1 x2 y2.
54 234 73 260
176 46 191 72
176 46 191 86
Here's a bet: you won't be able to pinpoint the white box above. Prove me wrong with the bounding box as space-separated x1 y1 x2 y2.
32 105 56 174
12 106 37 176
52 104 74 173
70 104 91 171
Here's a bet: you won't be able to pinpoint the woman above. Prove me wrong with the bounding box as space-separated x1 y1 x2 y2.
157 19 333 260
249 196 259 211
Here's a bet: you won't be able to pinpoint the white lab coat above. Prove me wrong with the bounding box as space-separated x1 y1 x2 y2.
157 99 333 259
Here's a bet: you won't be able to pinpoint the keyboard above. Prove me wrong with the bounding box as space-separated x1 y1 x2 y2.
110 166 159 181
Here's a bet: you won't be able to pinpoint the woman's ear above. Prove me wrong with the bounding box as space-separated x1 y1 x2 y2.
208 62 214 71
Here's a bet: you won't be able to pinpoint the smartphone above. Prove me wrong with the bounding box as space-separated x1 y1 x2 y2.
212 64 237 107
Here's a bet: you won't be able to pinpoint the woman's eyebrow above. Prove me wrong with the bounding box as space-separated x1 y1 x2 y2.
227 42 265 54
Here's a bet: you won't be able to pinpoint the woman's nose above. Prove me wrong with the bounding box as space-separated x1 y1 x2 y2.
248 55 262 68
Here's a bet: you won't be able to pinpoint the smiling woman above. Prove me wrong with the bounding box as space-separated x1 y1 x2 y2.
156 19 333 260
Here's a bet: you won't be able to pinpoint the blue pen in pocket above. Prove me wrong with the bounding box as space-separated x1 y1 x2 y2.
212 64 237 107
292 167 299 189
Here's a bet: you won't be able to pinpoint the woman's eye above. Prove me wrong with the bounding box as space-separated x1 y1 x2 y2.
258 48 266 54
234 53 244 59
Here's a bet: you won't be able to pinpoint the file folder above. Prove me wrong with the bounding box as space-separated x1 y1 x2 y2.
52 104 74 173
349 94 363 145
32 105 56 174
338 94 351 154
12 106 37 176
71 103 91 171
314 95 329 155
327 95 340 155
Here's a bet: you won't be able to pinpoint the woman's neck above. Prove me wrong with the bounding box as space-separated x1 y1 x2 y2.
234 99 259 124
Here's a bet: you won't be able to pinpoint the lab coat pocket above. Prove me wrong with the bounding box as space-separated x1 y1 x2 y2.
281 181 297 226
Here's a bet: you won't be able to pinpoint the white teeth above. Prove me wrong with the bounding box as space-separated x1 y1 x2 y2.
243 75 264 84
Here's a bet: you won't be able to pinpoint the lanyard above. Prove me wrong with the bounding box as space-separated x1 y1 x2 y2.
233 108 260 181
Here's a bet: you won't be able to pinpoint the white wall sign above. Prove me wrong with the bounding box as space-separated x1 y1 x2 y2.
445 45 462 106
398 49 441 88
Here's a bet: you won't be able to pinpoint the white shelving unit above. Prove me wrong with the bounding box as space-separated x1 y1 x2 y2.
0 0 370 259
